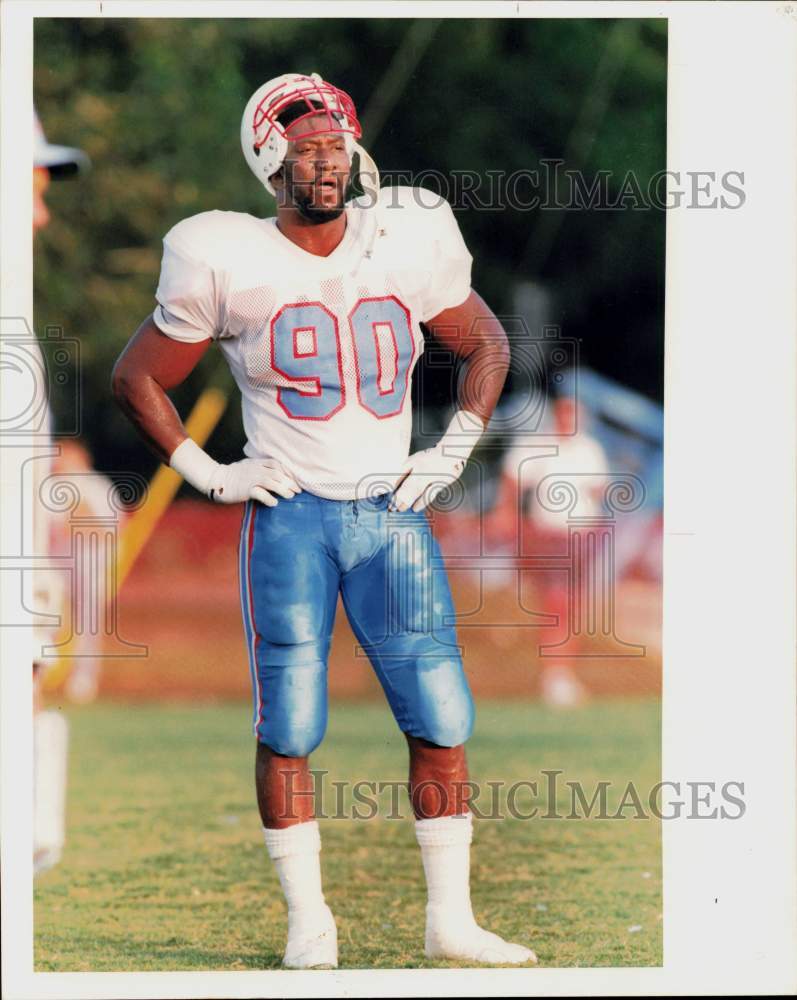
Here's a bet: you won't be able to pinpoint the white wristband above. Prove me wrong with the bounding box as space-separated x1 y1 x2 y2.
438 408 485 461
169 438 219 497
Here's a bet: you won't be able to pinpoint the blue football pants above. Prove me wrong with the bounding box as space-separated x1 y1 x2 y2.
238 491 474 756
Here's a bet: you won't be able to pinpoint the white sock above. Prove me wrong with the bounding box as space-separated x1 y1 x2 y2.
415 810 537 964
263 820 327 916
263 820 337 968
33 710 69 866
415 810 474 916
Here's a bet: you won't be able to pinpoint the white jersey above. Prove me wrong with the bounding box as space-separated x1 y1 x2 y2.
504 435 609 531
153 186 472 499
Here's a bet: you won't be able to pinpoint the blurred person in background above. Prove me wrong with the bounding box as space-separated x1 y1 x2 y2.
489 391 608 707
49 438 116 705
32 109 89 874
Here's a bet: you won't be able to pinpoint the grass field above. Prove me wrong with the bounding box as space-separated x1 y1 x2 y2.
34 699 662 970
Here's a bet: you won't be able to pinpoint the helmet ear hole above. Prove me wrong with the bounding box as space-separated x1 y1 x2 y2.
344 150 362 202
346 143 380 203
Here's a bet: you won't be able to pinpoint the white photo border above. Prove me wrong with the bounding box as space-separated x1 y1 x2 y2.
2 1 795 997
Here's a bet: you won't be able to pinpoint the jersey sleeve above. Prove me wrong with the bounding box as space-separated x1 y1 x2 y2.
152 221 224 343
419 197 473 322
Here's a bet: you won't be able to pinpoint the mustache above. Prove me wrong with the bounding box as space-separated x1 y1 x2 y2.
289 168 347 186
289 181 345 197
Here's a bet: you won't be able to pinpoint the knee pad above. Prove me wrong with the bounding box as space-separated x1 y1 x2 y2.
254 647 328 756
419 705 475 748
414 673 475 748
258 720 326 758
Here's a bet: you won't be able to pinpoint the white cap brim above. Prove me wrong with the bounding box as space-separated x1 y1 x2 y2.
34 141 90 177
34 110 90 178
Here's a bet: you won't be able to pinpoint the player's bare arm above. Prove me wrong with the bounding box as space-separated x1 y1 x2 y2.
426 289 511 428
112 316 301 506
390 290 510 513
111 314 211 463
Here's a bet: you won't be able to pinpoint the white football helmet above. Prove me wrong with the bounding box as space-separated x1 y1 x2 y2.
240 72 379 201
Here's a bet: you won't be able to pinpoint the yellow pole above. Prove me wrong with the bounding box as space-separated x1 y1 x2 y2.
116 387 227 590
43 387 228 690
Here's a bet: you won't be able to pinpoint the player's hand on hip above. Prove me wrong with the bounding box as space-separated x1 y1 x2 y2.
169 439 301 505
389 447 467 513
388 409 483 513
210 457 301 506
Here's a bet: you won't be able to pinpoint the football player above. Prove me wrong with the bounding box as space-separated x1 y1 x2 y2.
112 73 537 968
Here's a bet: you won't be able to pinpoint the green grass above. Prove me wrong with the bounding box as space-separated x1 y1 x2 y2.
34 699 661 970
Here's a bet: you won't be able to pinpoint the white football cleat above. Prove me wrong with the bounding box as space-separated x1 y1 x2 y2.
425 905 537 965
282 903 338 969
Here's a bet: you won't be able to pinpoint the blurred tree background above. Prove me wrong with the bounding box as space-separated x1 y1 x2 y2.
34 17 666 481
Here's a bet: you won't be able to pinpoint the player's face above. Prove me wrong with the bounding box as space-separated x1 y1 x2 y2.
280 114 351 223
33 167 51 233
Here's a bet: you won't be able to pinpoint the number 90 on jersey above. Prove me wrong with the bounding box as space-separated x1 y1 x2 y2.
270 296 415 421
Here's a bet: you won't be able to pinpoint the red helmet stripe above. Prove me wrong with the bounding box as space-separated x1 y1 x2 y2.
251 76 362 150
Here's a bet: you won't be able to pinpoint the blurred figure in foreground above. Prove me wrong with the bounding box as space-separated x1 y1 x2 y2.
32 109 89 874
